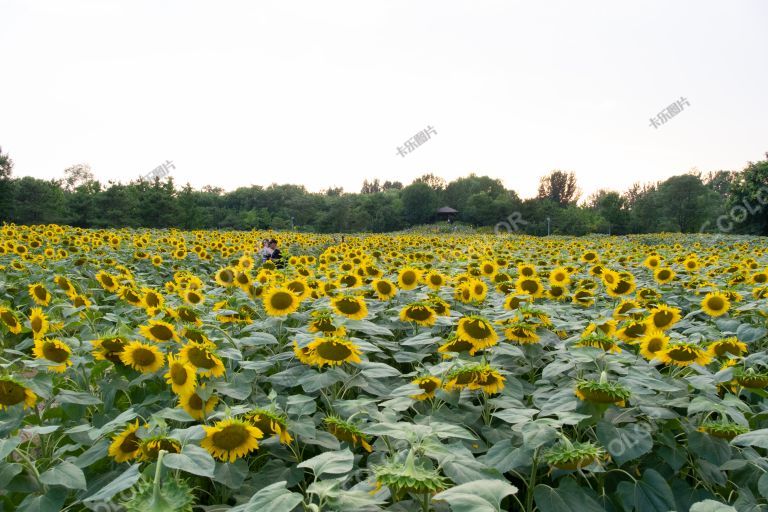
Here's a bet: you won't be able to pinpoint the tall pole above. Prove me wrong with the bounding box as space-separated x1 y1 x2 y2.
546 217 551 236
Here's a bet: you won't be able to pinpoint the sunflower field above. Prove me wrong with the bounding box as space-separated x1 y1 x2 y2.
1 225 768 511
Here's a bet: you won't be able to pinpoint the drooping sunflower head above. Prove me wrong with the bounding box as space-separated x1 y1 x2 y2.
308 310 346 336
734 367 768 389
32 338 72 372
0 377 37 411
243 409 292 444
707 337 748 358
698 420 749 440
296 336 363 368
95 271 120 292
324 416 372 452
120 341 165 373
178 386 219 420
410 375 441 400
544 440 606 471
444 364 505 394
516 277 544 298
330 295 368 320
701 292 730 317
399 302 437 327
426 294 450 317
456 315 498 349
437 333 477 358
262 286 301 317
575 333 622 353
373 451 448 498
658 342 712 367
92 335 128 364
574 379 630 406
616 320 647 343
0 307 22 334
500 320 540 344
201 418 263 463
139 435 181 462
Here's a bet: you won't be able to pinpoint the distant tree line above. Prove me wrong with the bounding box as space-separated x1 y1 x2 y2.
0 146 766 235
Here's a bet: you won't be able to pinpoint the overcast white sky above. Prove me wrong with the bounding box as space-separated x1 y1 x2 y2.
1 0 766 199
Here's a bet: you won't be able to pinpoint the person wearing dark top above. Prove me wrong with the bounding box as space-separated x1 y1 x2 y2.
267 239 284 268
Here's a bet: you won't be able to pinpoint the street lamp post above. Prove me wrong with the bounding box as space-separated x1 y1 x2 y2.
546 217 551 236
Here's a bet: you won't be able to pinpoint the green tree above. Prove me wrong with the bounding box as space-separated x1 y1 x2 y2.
588 190 629 234
656 174 722 232
726 155 768 235
537 170 580 207
0 146 14 221
401 182 437 225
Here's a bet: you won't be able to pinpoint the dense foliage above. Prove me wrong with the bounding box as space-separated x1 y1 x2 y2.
1 147 767 235
1 226 768 511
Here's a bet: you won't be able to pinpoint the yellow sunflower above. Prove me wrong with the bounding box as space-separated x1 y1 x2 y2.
516 277 544 298
0 307 22 334
139 319 180 343
411 375 441 400
645 305 681 331
92 336 128 364
179 387 219 420
658 342 712 367
331 295 368 320
425 271 446 290
108 420 142 463
653 267 675 285
139 436 181 461
214 267 237 287
398 267 422 290
371 279 397 300
95 271 120 293
178 341 226 378
201 418 263 462
444 364 505 394
243 409 293 444
262 287 301 316
701 292 730 317
399 303 437 327
639 330 669 360
29 307 49 339
182 289 205 306
120 341 165 373
28 283 52 306
32 338 72 373
164 354 197 395
324 416 372 452
0 377 37 411
294 337 363 368
707 337 747 358
457 315 498 350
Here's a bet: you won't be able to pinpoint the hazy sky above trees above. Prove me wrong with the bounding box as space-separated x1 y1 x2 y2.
1 0 766 198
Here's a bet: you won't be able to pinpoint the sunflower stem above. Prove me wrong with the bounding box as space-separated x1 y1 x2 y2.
153 450 167 503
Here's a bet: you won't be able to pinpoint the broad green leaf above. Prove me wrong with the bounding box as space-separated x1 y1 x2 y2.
596 421 653 466
534 480 604 512
732 429 768 449
56 390 102 405
233 481 304 512
39 461 87 490
84 464 142 503
214 459 250 490
163 444 216 477
690 500 738 512
616 468 676 512
433 479 518 512
297 448 354 478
